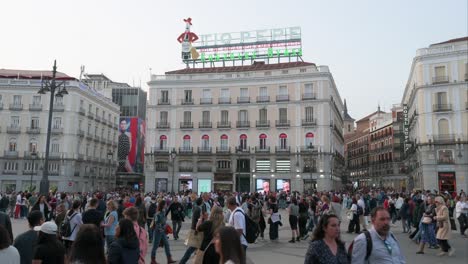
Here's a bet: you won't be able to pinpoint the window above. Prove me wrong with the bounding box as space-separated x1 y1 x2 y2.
220 134 228 149
55 96 63 105
238 110 248 122
221 110 229 123
435 66 445 77
161 90 169 102
53 117 61 129
183 111 191 123
95 107 99 116
202 111 210 123
51 139 60 153
259 87 268 96
259 108 267 122
438 150 454 164
94 126 98 136
305 106 314 121
304 83 313 94
217 160 231 169
9 139 17 151
279 133 287 149
259 134 267 149
80 100 84 107
160 111 168 123
88 104 92 112
202 89 211 98
13 95 22 105
436 92 447 105
32 96 41 105
221 88 229 98
31 117 39 129
159 135 167 149
240 88 248 97
10 116 20 128
86 144 90 156
184 90 192 101
305 132 314 148
4 162 18 171
279 85 288 95
87 123 91 134
438 119 449 135
183 135 191 149
29 140 38 152
0 95 2 104
279 108 287 121
239 134 247 149
201 135 210 149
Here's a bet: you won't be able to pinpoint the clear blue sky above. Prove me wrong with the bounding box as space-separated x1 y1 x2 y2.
1 0 466 119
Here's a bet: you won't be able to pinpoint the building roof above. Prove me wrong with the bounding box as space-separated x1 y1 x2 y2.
430 36 468 47
356 110 385 123
343 99 355 121
165 61 316 75
0 69 75 80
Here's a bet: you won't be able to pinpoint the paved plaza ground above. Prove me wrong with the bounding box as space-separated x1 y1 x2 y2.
11 209 467 264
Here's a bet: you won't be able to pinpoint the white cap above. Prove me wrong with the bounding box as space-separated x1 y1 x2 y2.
34 221 57 235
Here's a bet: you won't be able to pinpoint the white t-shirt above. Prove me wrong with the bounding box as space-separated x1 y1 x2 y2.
0 246 20 264
357 199 365 211
64 212 82 241
350 203 357 212
228 207 247 246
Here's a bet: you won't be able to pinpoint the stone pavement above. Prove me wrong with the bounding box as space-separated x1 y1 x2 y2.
11 210 468 264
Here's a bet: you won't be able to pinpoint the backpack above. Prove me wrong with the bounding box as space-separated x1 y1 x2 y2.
357 205 364 216
147 202 157 218
348 230 397 261
234 210 260 244
60 212 78 237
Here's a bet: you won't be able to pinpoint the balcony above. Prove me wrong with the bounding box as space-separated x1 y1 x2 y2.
255 146 270 153
197 147 212 155
53 103 64 112
94 136 101 142
303 166 318 173
29 104 43 111
49 152 62 159
236 121 250 128
235 146 250 154
275 120 290 127
438 158 455 164
181 98 194 105
217 121 231 129
3 150 18 158
466 102 468 110
178 147 193 154
256 120 270 128
237 97 250 103
87 111 94 119
77 129 85 137
199 122 212 129
180 122 194 129
24 151 38 159
9 104 23 110
216 147 231 154
276 95 290 102
200 98 213 104
433 104 452 112
302 119 317 126
432 134 455 144
198 166 212 172
51 127 63 135
158 99 170 105
26 127 41 134
156 122 170 129
78 107 86 116
218 97 231 104
7 126 21 134
432 76 449 84
86 132 93 140
151 146 169 154
256 96 270 103
95 115 102 123
179 167 193 172
302 93 317 100
301 146 318 153
275 146 290 153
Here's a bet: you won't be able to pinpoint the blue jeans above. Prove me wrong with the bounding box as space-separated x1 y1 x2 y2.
151 230 171 258
179 246 197 264
106 235 115 249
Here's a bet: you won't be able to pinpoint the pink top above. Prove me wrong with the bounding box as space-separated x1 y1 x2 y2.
133 222 148 264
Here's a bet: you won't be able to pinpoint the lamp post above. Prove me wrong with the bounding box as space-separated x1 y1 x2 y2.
29 151 38 191
107 150 114 191
170 149 177 194
38 60 68 195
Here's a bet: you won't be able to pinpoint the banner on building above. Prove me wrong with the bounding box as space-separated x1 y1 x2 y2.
117 118 145 173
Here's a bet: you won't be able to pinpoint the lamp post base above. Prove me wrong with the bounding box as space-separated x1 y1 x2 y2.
39 179 49 195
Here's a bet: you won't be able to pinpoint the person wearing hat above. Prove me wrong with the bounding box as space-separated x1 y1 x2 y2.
32 221 66 264
434 196 455 256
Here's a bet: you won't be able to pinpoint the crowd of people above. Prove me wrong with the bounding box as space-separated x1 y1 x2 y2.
0 186 466 264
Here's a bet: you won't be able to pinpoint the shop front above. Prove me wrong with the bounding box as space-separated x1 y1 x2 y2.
214 172 233 192
438 172 456 193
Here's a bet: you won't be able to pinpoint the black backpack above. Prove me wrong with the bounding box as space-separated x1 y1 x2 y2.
60 212 78 237
357 205 364 216
147 203 157 218
234 210 260 244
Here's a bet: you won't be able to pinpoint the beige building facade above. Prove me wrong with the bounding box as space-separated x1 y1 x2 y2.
401 37 468 193
146 62 345 193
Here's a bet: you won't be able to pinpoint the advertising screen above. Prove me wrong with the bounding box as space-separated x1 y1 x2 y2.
117 118 145 173
179 179 193 192
276 179 291 193
198 179 212 193
256 179 270 194
155 178 168 193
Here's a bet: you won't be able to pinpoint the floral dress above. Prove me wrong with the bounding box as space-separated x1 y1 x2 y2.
304 239 349 264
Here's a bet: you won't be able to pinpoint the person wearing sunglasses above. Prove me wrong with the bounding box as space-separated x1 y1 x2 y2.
350 207 405 263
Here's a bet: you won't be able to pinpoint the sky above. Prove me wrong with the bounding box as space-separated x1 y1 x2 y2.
1 0 466 119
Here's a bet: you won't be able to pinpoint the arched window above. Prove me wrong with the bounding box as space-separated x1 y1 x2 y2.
29 139 38 152
438 119 449 136
51 138 60 153
259 134 267 149
8 138 17 152
159 135 167 150
279 133 288 149
220 134 228 150
183 135 191 150
305 132 314 148
201 135 210 149
239 134 247 150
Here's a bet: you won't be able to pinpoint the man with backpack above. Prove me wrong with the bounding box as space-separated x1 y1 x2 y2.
227 197 248 251
350 207 405 263
146 196 157 241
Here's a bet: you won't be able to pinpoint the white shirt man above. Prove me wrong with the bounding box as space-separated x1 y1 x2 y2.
395 196 404 210
227 197 248 250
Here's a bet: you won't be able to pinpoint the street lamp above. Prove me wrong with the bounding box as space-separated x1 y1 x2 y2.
170 149 177 194
29 151 38 191
38 60 68 195
107 150 114 190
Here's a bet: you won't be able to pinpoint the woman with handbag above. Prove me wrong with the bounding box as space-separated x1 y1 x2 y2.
416 196 438 254
434 196 455 256
150 200 176 264
194 206 225 264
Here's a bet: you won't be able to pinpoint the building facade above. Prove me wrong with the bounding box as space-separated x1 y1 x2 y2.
0 69 120 192
84 74 147 188
401 37 468 193
145 61 345 193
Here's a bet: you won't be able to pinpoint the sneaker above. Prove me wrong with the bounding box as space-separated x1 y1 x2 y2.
288 239 295 243
437 252 447 257
448 248 455 256
416 251 424 254
296 237 300 242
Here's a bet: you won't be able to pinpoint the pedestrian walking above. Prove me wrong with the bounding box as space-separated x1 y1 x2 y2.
214 226 246 264
347 198 360 234
101 200 119 248
123 207 148 264
166 196 184 240
304 214 348 264
150 200 176 264
268 196 280 241
179 198 204 264
194 206 225 264
68 224 106 264
30 195 51 221
455 196 467 237
108 219 140 264
287 197 300 243
434 196 455 256
62 200 83 252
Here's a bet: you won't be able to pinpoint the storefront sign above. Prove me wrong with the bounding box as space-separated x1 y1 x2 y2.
403 104 410 152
